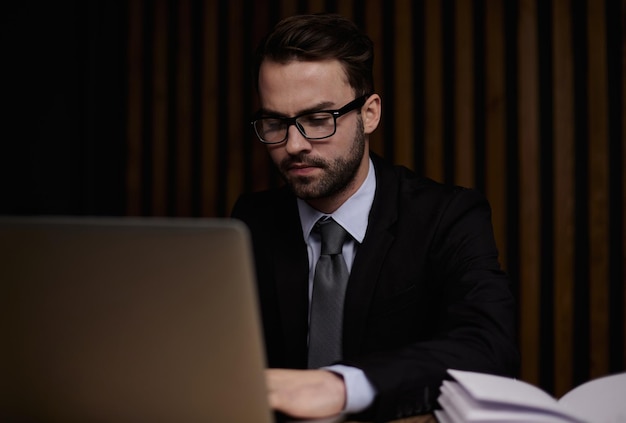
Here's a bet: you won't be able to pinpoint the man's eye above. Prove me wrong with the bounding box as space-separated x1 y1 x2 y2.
263 119 286 131
302 114 332 126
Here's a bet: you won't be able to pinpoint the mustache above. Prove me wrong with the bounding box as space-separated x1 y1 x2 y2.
279 154 327 171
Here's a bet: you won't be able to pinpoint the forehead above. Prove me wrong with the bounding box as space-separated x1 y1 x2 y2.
257 59 353 113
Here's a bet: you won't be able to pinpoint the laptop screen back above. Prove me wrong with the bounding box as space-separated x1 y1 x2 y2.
0 217 272 423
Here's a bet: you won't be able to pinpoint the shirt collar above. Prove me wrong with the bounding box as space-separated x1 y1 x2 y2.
298 157 376 243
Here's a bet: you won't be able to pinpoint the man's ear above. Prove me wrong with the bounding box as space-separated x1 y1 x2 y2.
362 94 381 135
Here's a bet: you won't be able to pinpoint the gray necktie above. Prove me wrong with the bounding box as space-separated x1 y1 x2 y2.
308 217 350 368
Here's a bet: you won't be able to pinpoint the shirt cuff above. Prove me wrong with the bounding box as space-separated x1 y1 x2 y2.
324 364 376 414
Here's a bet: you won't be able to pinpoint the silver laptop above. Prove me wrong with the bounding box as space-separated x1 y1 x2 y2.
0 217 273 422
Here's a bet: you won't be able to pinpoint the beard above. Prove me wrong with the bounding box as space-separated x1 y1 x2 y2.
277 117 366 201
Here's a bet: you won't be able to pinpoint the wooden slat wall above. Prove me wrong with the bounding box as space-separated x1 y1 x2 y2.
125 0 625 397
517 0 542 387
552 0 576 396
587 0 610 382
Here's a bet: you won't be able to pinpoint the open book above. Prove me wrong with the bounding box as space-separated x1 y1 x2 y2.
435 369 626 423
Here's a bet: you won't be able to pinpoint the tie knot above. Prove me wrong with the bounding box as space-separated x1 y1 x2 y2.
316 218 349 255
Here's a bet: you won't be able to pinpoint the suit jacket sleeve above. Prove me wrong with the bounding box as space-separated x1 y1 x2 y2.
341 166 519 421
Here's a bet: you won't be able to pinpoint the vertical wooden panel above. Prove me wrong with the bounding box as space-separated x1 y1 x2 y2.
454 0 475 187
424 0 444 181
394 0 414 168
280 0 297 18
364 0 385 155
517 0 541 386
176 0 193 216
201 0 219 216
337 0 354 19
126 0 143 216
152 0 169 216
552 0 575 397
587 0 610 379
484 0 507 268
307 0 326 14
226 0 245 213
249 2 275 194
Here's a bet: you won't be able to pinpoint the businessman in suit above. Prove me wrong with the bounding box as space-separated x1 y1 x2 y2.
232 13 519 422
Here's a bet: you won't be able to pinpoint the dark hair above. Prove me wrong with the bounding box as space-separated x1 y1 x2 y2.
254 13 374 97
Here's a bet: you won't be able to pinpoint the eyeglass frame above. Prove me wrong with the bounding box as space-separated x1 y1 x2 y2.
250 94 370 144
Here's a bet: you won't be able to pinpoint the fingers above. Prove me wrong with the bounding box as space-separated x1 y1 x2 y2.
264 369 346 419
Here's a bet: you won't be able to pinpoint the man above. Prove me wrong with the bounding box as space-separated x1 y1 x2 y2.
232 13 519 422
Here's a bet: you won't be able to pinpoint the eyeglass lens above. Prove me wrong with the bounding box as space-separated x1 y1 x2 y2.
255 112 335 143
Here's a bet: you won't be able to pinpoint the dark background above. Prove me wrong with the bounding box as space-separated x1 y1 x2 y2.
2 2 127 215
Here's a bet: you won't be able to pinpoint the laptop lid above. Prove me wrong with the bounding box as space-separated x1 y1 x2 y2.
0 216 273 422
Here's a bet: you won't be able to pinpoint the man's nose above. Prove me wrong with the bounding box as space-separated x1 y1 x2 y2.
284 124 312 155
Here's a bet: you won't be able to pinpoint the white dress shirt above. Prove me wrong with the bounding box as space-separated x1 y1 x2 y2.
296 158 377 413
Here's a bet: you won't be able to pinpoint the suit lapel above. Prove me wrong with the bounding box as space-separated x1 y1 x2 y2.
343 156 398 358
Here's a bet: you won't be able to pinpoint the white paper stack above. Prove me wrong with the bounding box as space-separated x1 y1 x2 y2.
435 369 626 423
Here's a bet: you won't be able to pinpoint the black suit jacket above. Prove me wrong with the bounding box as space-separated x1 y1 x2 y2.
232 154 519 421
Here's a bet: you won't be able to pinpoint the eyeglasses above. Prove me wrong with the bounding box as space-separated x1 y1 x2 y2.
251 95 369 144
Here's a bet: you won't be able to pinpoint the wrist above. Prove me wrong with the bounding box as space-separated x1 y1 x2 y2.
321 369 347 409
323 365 377 413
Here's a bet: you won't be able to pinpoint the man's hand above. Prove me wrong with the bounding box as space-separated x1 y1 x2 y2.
265 368 346 419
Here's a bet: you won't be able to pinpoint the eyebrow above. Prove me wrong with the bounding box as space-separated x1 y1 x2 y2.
258 100 337 118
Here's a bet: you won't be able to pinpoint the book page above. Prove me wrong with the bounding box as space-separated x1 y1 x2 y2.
440 380 576 422
447 370 583 422
558 372 626 423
